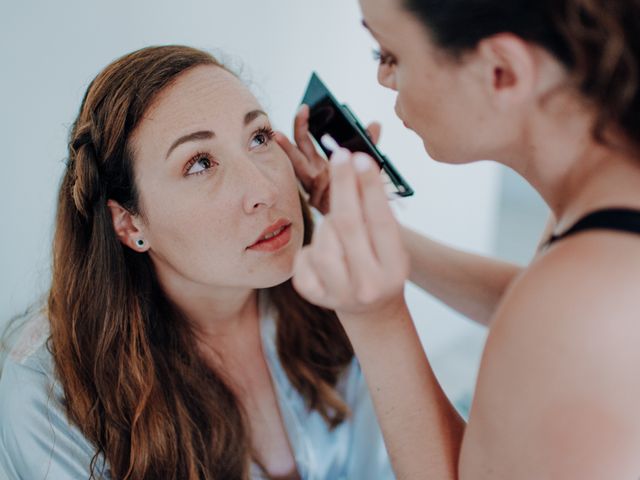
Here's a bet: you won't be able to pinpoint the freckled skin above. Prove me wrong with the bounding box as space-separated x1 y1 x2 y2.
130 66 304 294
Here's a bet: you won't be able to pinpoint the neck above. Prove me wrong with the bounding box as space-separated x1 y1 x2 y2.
153 264 260 341
504 96 640 234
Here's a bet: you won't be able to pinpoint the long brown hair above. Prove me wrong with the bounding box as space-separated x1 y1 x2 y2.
48 45 353 479
403 0 640 146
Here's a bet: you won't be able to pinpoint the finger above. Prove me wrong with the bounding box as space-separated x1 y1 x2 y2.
365 122 382 145
318 189 331 217
352 153 404 268
292 248 327 306
328 149 379 282
307 220 350 302
293 104 322 164
274 131 314 188
310 168 331 211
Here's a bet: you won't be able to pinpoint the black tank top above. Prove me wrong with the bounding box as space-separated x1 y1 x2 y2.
544 208 640 248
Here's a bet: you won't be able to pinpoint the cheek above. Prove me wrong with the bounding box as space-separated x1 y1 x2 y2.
142 184 242 269
396 77 462 160
269 151 301 199
396 64 430 117
403 67 461 129
396 73 436 137
150 203 234 256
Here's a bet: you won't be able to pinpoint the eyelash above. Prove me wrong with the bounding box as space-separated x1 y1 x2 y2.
182 126 276 177
253 126 276 146
372 48 396 66
183 151 215 177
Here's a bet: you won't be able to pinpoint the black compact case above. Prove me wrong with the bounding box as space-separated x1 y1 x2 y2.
301 72 414 197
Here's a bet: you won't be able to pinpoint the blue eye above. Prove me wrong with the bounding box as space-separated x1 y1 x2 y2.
250 127 275 149
184 152 216 176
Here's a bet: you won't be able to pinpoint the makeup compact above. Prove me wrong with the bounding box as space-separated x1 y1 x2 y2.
301 72 414 197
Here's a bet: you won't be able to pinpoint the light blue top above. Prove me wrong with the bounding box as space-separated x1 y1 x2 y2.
0 299 395 480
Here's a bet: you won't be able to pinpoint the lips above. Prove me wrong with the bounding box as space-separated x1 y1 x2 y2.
247 218 292 250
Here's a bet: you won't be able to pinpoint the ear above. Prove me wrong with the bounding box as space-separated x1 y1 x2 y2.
476 33 537 111
107 199 149 252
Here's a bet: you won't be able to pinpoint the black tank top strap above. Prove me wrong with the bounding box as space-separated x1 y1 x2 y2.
544 208 640 248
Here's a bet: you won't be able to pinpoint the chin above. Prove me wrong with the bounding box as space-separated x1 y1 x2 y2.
422 141 470 165
254 255 297 289
255 270 294 289
422 140 444 163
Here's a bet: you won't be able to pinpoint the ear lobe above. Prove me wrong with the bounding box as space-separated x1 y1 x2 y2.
107 199 148 251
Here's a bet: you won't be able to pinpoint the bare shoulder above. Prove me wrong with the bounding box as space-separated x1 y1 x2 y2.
497 230 640 343
460 232 640 479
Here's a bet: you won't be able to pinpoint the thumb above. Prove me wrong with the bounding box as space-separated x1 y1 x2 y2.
365 122 382 145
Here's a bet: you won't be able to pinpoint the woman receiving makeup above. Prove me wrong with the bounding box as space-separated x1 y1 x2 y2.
0 45 395 480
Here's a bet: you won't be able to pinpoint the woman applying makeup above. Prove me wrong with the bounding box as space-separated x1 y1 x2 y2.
286 0 640 478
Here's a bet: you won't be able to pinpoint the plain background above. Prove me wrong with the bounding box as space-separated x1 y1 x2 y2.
0 1 548 478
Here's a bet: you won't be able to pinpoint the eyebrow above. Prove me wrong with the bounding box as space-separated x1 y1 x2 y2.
165 109 267 159
244 109 266 125
361 19 382 40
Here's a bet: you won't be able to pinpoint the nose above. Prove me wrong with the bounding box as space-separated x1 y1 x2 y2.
377 65 397 91
241 160 279 214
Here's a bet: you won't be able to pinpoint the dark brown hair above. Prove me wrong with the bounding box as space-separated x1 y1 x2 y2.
48 45 353 479
403 0 640 145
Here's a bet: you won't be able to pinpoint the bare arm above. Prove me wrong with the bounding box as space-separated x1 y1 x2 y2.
291 151 467 479
401 213 555 326
402 226 521 325
340 300 465 479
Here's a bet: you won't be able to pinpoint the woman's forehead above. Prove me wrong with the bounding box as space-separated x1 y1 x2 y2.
360 0 404 30
148 66 258 120
135 66 262 142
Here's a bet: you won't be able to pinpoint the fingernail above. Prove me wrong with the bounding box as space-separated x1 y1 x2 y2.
354 153 372 172
297 104 307 115
332 149 349 165
320 134 340 152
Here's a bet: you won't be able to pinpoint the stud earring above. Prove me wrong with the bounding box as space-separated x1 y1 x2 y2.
136 239 145 248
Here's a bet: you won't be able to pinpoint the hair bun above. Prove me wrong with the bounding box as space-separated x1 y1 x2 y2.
557 0 640 143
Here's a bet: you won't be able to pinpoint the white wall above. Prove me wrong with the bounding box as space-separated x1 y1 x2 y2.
0 1 500 473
